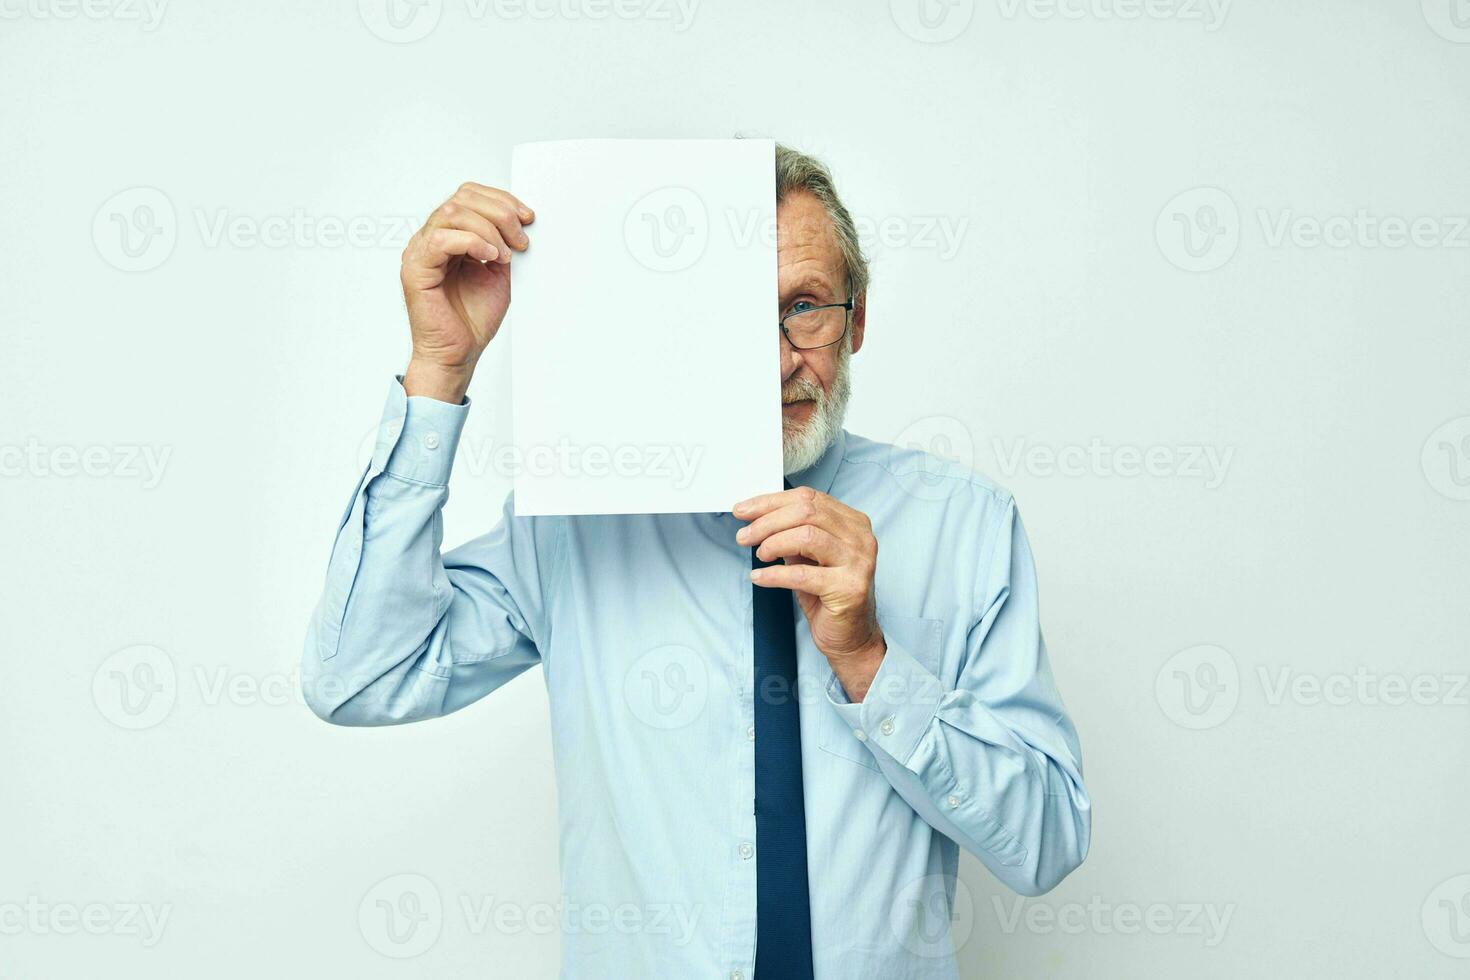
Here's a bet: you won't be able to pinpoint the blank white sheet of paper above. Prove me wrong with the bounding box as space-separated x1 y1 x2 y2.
508 139 782 516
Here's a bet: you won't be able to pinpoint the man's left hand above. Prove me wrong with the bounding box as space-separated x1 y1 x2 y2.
734 486 886 701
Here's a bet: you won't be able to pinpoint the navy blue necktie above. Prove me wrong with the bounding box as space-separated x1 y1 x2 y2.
752 525 815 979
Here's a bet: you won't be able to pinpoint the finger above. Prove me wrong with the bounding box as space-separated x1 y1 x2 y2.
405 227 499 273
733 486 822 521
755 524 851 566
796 487 866 527
749 561 843 596
455 183 538 220
738 498 844 548
427 200 513 264
455 182 538 233
451 187 531 254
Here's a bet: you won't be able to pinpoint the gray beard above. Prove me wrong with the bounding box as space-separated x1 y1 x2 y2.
782 338 852 475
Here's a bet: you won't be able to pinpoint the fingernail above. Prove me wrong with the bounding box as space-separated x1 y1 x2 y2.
749 569 760 582
735 528 749 543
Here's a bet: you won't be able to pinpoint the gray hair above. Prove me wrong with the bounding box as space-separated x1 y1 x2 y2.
775 144 869 300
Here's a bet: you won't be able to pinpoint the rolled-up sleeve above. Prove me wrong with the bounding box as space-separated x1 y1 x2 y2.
827 498 1091 896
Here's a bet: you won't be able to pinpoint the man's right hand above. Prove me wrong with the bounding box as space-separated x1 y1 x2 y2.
400 182 535 403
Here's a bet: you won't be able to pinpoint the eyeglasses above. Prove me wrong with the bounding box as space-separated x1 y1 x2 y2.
779 290 855 352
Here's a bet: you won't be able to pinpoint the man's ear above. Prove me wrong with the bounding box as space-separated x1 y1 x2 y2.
850 292 867 354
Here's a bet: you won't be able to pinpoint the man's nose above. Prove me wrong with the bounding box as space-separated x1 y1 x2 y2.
779 331 803 382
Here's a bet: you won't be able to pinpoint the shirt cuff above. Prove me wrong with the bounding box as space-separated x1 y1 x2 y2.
825 636 945 767
372 376 471 487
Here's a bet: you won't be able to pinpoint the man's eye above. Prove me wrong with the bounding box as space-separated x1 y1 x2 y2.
787 300 817 316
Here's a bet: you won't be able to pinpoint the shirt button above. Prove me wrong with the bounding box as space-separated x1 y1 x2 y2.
947 794 961 809
424 432 440 450
853 729 867 742
739 842 754 860
879 716 896 736
730 972 744 980
746 725 755 742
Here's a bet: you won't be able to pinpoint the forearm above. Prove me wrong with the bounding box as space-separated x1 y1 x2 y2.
827 634 1090 895
894 691 1090 895
403 356 474 404
826 633 887 703
301 380 542 725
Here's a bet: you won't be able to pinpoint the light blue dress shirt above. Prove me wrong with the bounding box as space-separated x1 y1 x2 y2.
303 379 1091 979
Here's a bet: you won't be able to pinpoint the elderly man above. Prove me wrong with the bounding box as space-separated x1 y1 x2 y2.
303 144 1091 979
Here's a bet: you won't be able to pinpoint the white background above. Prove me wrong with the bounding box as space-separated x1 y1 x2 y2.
3 1 1469 977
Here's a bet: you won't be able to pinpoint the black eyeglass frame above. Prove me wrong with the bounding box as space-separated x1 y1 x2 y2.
778 283 855 352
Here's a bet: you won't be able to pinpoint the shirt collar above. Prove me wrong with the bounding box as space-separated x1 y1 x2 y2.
787 429 846 495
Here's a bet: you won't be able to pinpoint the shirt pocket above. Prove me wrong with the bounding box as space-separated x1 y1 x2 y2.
816 612 946 771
